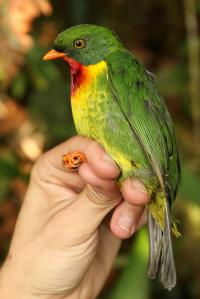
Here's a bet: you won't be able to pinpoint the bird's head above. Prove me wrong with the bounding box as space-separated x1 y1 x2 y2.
43 24 124 65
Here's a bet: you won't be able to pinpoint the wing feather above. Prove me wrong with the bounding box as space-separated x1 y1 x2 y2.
105 50 180 202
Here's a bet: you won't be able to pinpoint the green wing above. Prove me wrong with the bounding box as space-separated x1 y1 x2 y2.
105 49 180 290
105 50 180 203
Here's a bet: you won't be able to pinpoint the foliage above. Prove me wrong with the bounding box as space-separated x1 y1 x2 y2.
108 229 149 299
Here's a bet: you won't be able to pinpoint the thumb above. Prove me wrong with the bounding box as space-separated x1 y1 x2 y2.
53 183 121 246
71 183 122 234
68 138 122 237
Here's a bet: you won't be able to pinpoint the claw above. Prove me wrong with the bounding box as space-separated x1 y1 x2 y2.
62 151 86 169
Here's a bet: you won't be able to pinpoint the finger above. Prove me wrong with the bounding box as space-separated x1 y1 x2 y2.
32 135 115 192
121 178 150 205
109 178 149 239
52 183 122 244
83 141 120 180
61 151 122 238
37 136 120 180
32 137 89 191
136 207 147 230
110 201 145 239
37 136 92 170
79 163 118 191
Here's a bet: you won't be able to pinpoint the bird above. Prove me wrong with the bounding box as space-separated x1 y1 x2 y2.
43 24 180 291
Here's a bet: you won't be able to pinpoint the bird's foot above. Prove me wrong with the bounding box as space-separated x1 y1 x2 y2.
62 151 86 170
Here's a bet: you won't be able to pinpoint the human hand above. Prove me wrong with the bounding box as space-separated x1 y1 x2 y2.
0 136 149 299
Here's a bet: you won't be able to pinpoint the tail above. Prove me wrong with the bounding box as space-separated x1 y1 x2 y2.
147 202 176 291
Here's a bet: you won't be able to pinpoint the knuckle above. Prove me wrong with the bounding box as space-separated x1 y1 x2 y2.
87 140 103 155
30 152 50 182
84 185 121 207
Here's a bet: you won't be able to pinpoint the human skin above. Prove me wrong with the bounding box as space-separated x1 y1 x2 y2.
0 136 149 299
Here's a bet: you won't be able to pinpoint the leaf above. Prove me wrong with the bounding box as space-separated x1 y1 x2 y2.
108 228 150 299
0 159 19 179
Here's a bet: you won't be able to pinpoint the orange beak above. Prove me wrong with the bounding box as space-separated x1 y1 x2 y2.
43 49 67 61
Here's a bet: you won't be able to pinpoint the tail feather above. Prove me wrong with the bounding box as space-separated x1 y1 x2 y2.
148 202 176 291
147 212 162 279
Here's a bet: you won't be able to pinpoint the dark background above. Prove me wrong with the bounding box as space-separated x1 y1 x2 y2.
0 0 200 298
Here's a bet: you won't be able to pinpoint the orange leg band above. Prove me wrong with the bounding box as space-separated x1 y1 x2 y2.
62 151 86 170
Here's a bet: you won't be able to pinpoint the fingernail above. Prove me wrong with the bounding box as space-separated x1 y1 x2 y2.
131 180 148 194
118 215 135 233
102 154 116 167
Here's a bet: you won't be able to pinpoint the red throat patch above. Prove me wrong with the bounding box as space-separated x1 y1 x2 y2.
63 56 88 95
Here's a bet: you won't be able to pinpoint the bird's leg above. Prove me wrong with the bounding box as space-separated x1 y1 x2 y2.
62 151 86 170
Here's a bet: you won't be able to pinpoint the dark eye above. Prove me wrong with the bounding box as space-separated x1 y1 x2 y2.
74 39 85 49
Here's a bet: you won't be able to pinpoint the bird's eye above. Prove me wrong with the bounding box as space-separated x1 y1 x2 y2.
74 39 85 49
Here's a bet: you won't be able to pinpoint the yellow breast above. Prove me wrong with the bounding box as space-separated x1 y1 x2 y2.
71 60 107 135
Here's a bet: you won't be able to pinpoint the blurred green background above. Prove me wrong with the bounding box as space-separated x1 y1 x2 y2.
0 0 200 298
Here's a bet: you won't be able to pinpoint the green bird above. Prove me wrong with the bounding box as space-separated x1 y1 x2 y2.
43 24 180 290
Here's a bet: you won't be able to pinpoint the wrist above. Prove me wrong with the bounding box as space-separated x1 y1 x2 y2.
0 263 73 299
0 262 37 299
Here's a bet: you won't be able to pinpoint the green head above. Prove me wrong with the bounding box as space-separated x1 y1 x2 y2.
44 24 124 65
